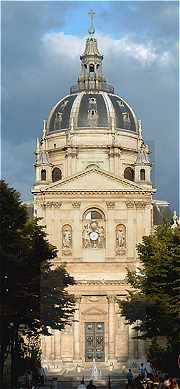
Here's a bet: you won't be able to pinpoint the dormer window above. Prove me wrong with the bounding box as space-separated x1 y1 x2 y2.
122 112 131 129
122 112 130 120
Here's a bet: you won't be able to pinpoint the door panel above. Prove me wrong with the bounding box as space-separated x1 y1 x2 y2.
85 322 105 362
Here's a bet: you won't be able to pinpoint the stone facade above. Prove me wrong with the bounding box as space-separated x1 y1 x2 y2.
32 18 154 372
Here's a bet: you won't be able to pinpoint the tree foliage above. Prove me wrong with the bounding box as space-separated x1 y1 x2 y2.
0 181 75 384
120 219 180 346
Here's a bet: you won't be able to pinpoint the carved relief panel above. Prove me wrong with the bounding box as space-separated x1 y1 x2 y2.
115 224 126 255
62 224 72 256
82 209 105 249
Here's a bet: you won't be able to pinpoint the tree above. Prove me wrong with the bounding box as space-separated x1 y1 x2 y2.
120 219 180 373
0 181 75 386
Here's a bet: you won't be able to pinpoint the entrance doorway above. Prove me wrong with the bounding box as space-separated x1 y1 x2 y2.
85 322 105 362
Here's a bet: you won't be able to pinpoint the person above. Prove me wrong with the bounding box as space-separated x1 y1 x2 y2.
77 378 86 389
87 380 96 389
146 382 154 389
139 363 146 379
26 370 32 389
134 375 144 389
127 369 134 388
170 378 179 389
145 361 154 378
40 366 46 385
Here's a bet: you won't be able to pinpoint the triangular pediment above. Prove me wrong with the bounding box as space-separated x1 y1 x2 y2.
40 168 149 193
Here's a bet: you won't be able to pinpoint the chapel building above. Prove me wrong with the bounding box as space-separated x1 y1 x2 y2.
32 15 154 372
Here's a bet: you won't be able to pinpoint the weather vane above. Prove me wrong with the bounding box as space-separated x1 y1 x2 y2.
88 10 95 36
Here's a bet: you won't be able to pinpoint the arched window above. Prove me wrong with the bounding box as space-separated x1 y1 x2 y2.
82 208 105 249
89 64 94 72
41 169 46 181
140 168 145 181
124 167 134 181
52 167 62 182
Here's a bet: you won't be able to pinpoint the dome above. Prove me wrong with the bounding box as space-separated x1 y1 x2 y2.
46 91 138 133
46 18 139 135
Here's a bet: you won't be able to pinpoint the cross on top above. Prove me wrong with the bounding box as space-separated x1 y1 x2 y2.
88 10 95 36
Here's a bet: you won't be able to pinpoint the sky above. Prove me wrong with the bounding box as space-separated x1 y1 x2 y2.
1 1 179 211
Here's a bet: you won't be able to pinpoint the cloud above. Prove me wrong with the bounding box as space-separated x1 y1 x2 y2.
2 140 34 201
1 1 178 210
42 30 175 68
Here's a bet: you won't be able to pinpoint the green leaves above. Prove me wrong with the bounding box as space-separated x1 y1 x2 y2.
0 181 75 375
119 219 180 346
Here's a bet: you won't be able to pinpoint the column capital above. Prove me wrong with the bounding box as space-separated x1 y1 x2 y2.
107 295 116 303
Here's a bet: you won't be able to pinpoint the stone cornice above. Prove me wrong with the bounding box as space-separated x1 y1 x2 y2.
33 190 152 196
74 279 127 285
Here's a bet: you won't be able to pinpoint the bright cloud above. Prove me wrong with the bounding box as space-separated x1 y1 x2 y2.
42 31 175 68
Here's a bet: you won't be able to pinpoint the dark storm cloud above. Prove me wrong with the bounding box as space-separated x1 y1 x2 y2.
1 1 179 211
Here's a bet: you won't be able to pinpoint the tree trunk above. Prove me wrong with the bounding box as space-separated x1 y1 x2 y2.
10 328 15 389
10 324 19 389
0 345 5 386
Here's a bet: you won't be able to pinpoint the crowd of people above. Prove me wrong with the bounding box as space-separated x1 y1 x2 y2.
126 362 179 389
18 367 47 388
77 379 97 389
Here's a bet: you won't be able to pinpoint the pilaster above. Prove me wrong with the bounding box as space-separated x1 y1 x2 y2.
73 299 81 361
107 295 116 361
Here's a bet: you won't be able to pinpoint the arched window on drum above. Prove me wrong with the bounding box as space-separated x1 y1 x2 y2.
52 167 62 182
41 169 46 181
124 167 134 181
140 168 145 181
82 208 105 249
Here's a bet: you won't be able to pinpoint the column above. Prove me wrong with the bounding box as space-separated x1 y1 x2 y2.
135 202 146 243
128 325 135 360
51 330 55 360
114 147 120 176
107 296 116 361
66 147 72 176
108 148 114 173
65 149 68 177
73 298 81 361
126 201 136 258
71 148 77 174
54 330 60 360
41 336 46 360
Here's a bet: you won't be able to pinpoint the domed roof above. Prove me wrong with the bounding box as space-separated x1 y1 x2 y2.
46 91 138 133
46 16 139 135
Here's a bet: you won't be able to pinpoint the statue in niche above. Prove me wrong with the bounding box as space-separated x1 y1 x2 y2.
62 224 72 256
116 224 126 255
54 111 63 130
